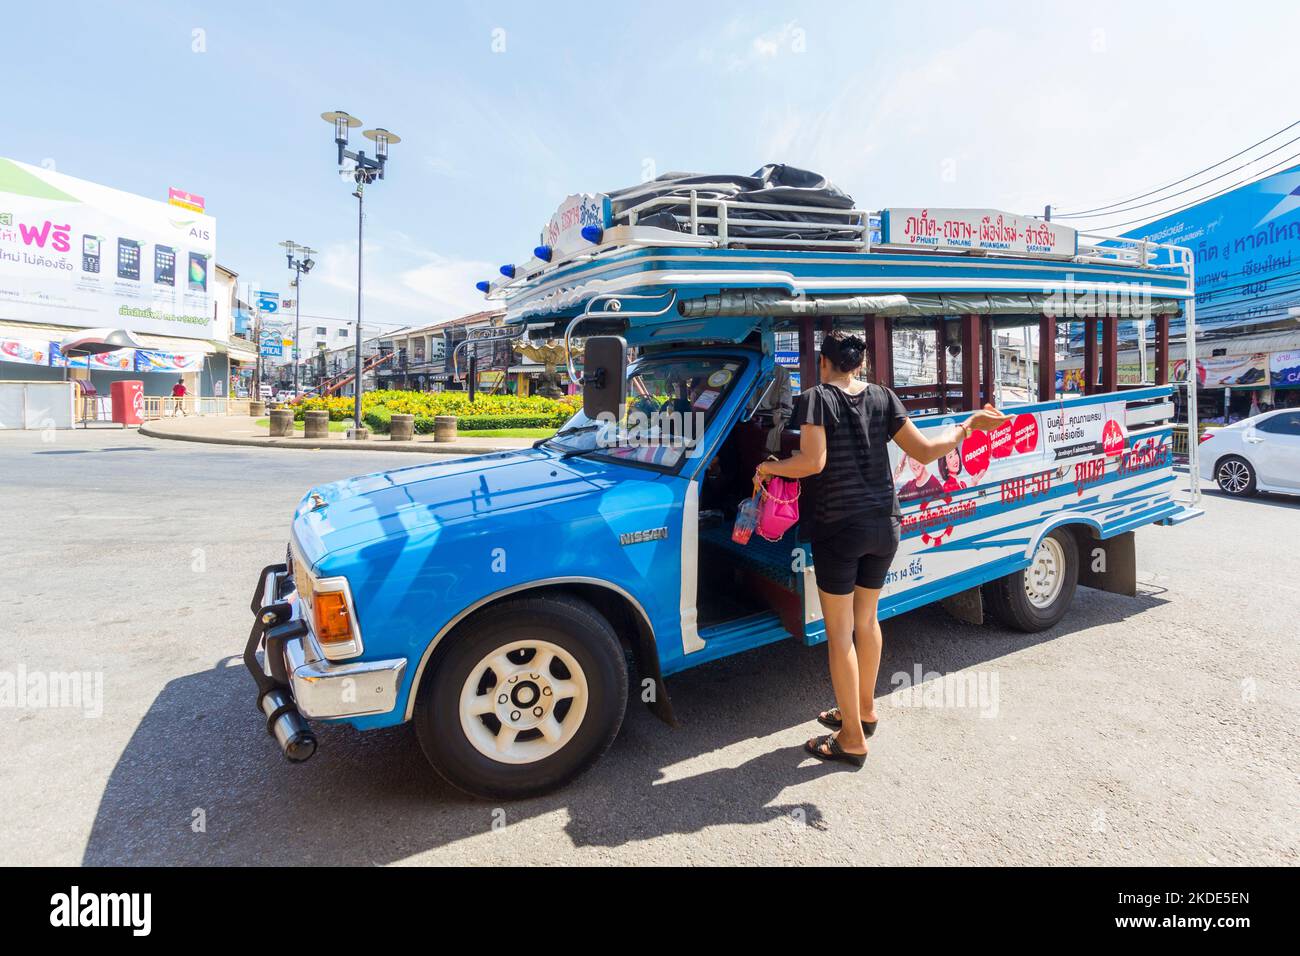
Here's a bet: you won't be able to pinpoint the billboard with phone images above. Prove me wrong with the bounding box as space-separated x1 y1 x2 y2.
0 157 217 339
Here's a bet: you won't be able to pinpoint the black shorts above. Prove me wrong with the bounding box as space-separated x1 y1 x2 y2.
812 516 901 594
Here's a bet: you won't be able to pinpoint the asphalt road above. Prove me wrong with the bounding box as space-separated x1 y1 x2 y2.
1 427 1296 866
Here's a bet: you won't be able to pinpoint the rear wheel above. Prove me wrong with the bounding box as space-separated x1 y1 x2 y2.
985 527 1079 632
1214 456 1256 496
414 595 628 799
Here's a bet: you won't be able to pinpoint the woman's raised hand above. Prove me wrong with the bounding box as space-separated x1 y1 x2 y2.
968 403 1011 432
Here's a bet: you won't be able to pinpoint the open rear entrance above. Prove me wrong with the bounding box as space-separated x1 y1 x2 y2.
693 409 821 650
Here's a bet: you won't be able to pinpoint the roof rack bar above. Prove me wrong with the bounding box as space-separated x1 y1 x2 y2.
616 194 870 220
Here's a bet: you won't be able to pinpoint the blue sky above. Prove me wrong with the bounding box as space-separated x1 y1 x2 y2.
7 0 1297 331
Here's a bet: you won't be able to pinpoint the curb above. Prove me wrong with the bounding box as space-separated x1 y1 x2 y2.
139 421 511 456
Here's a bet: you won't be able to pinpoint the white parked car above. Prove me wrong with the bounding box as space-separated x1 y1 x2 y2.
1199 408 1300 497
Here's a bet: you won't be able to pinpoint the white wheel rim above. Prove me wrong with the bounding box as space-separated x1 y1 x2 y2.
459 638 589 765
1024 536 1066 609
1218 460 1250 493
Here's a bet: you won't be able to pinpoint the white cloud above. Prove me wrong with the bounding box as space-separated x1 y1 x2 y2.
400 255 498 317
696 17 806 73
312 233 494 330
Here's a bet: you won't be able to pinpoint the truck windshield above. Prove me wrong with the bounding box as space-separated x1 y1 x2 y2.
544 354 746 468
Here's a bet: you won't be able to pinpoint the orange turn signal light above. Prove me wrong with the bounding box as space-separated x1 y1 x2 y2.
313 589 353 646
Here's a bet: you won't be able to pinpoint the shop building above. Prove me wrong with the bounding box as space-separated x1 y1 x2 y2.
376 310 510 393
0 157 254 414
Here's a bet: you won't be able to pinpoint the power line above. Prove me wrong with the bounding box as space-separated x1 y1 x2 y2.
1053 120 1300 217
1195 306 1299 326
1191 269 1300 302
1082 150 1300 233
1160 296 1298 323
1196 288 1300 316
1057 135 1300 222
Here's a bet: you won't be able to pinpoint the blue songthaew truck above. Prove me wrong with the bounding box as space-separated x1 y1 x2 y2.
245 168 1202 798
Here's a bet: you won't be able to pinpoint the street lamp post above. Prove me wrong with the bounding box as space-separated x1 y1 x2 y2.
278 240 315 396
321 110 400 438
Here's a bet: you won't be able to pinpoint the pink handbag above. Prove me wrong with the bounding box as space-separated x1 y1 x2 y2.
756 475 800 541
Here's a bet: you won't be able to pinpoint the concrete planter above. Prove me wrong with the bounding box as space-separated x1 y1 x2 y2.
434 415 458 442
249 400 266 417
268 408 295 438
389 413 415 441
303 410 330 439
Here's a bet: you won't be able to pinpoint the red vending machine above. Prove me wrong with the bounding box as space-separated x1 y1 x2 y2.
110 380 144 427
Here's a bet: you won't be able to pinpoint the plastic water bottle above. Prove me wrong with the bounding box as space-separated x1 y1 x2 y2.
732 497 758 545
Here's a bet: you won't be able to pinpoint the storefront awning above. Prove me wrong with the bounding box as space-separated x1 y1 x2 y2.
0 321 220 355
221 339 258 363
133 332 218 355
60 328 148 356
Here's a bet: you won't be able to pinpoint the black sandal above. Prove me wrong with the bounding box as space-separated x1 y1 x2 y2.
804 732 867 767
817 706 877 738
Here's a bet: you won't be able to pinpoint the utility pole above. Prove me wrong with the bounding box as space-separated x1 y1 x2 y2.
279 241 315 397
251 282 263 400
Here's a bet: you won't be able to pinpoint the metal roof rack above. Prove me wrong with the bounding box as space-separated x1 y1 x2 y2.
614 190 875 251
482 193 1194 305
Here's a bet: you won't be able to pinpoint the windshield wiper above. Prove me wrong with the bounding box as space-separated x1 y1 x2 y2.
534 422 601 450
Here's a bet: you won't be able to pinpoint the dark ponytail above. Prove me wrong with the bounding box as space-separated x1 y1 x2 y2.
820 329 866 373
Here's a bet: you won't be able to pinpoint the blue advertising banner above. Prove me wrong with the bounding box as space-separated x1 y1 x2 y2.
1271 349 1300 389
1 340 203 372
1072 163 1300 346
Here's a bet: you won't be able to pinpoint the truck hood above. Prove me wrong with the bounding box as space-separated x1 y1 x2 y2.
292 447 650 564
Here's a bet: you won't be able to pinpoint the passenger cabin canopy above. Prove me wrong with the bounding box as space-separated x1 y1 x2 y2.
468 165 1196 413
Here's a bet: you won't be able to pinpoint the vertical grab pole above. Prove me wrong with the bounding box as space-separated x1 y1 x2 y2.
981 318 995 406
1155 314 1170 385
935 318 948 412
1184 253 1200 505
960 314 980 411
798 316 818 389
1038 312 1057 401
1101 315 1119 393
865 314 892 388
1083 317 1099 395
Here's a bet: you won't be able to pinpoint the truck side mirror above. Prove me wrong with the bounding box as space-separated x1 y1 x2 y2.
582 336 627 423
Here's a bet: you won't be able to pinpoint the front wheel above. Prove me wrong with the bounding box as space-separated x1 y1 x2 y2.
414 595 628 799
984 527 1079 633
1214 456 1257 496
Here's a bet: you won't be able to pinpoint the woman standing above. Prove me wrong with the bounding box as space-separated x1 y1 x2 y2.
755 331 1007 766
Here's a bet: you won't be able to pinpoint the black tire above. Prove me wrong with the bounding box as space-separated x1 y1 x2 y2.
984 527 1079 633
414 594 628 799
1214 455 1257 497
